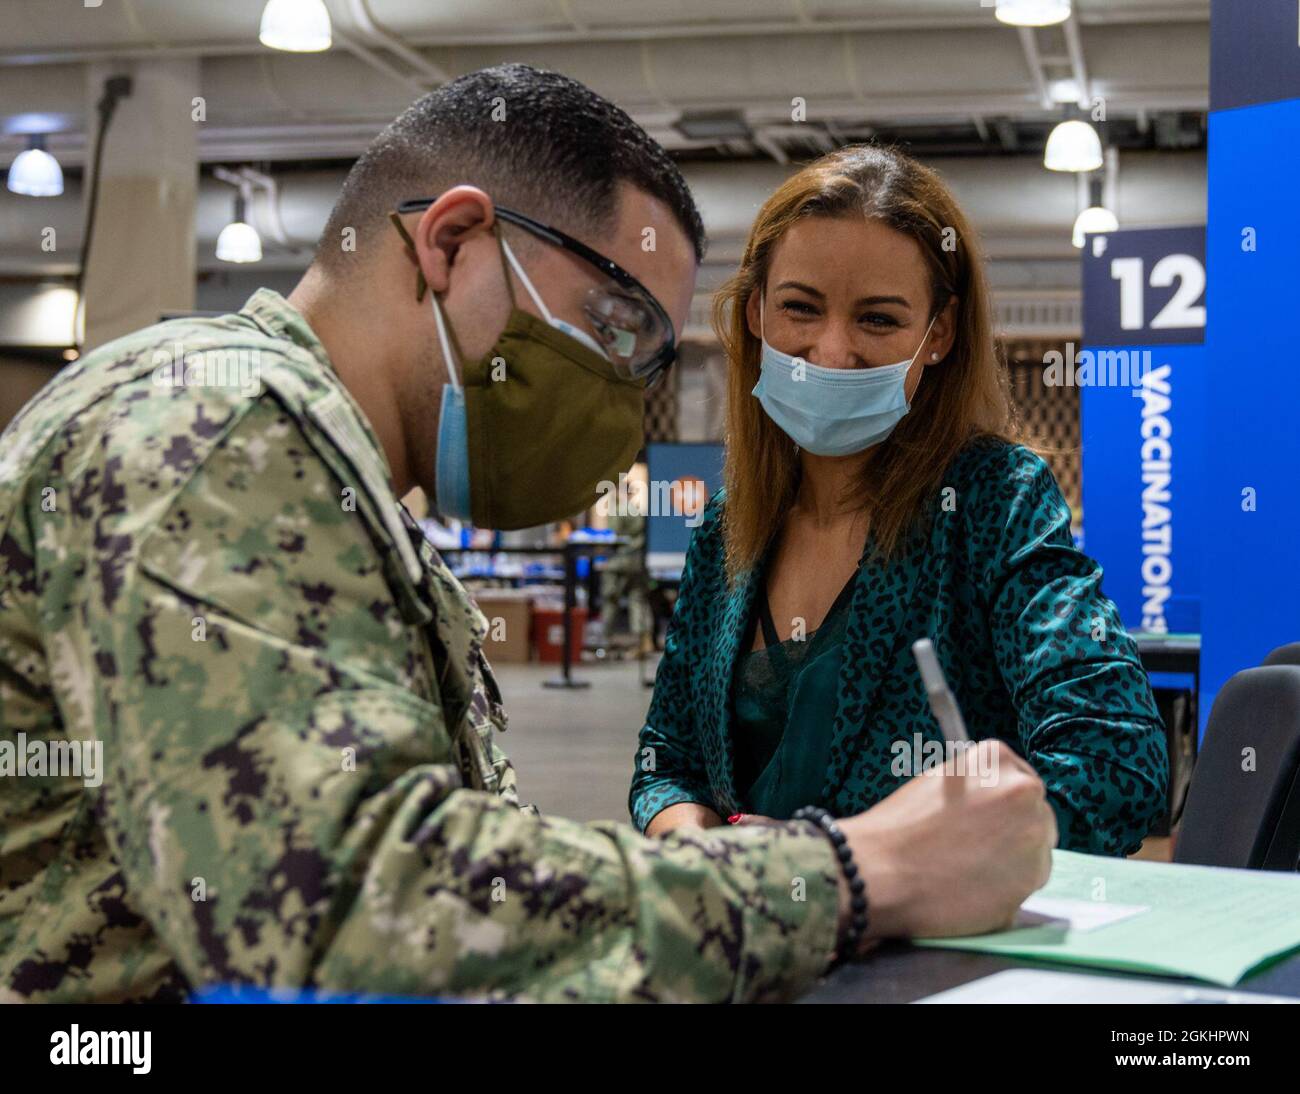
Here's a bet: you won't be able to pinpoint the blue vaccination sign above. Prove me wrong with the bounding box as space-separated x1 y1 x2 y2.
1080 226 1207 641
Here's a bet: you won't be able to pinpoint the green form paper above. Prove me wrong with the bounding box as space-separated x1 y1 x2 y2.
915 849 1300 986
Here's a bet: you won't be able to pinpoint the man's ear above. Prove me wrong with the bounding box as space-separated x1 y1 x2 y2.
415 186 495 296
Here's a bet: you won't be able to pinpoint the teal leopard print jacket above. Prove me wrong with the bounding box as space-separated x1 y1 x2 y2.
629 439 1168 856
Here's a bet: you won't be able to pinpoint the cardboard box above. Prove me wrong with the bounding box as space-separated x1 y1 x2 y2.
473 592 532 663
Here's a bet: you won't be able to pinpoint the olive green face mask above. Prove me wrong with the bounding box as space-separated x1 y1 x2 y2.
416 222 647 531
459 311 646 531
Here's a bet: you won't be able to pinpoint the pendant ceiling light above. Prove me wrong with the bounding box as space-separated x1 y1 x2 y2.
216 193 263 264
259 0 332 52
995 0 1072 27
7 135 64 196
1044 119 1104 172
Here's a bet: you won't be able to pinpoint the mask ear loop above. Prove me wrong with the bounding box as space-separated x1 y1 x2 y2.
437 222 530 392
909 311 941 368
904 311 943 404
429 288 462 392
388 212 429 303
498 228 553 321
435 222 534 391
388 211 463 392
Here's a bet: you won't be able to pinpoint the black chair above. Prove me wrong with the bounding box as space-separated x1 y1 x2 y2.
1174 665 1300 871
1263 642 1300 667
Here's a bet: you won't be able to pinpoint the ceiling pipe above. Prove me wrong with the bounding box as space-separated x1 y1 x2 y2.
0 3 1211 67
382 6 1210 46
1016 27 1054 110
553 0 588 35
1062 14 1092 110
752 131 790 165
332 30 427 95
340 0 449 85
0 18 1210 166
0 151 1198 267
212 165 254 208
219 165 312 256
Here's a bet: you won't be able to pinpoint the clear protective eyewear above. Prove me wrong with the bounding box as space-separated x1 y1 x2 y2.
391 199 678 386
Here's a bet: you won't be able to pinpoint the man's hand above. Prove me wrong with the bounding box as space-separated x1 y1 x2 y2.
836 739 1057 948
645 801 725 836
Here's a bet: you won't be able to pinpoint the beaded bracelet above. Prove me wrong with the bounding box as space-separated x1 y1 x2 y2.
792 805 868 963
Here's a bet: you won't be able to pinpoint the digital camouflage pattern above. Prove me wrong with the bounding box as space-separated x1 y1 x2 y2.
0 289 840 1003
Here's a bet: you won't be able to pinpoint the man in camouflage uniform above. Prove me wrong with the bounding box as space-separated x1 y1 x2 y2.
0 65 1054 1002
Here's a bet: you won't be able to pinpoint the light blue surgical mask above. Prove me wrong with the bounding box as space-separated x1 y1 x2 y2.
752 302 938 457
431 282 472 521
435 382 472 521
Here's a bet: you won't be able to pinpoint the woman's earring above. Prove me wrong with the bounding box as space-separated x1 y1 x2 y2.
930 352 940 362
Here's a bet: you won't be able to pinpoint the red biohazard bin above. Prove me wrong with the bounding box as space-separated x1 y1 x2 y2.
531 606 587 663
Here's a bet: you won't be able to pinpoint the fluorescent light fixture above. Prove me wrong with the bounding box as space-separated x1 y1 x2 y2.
259 0 332 52
673 111 752 142
5 113 70 136
7 136 63 196
1072 205 1118 248
1044 119 1103 172
995 0 1072 27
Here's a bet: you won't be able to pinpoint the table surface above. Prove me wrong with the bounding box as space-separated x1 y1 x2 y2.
802 941 1300 1003
1132 632 1201 651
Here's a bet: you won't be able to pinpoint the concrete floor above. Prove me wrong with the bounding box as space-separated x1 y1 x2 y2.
491 655 1175 862
492 657 656 823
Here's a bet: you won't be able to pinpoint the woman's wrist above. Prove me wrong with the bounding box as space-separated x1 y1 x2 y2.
644 801 725 836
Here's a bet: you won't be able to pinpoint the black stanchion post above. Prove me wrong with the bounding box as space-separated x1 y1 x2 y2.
544 543 589 689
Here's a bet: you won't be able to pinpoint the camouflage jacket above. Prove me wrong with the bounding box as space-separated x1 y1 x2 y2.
0 289 839 1003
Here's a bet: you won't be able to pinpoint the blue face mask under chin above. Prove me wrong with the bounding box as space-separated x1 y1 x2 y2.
751 304 938 457
434 381 472 521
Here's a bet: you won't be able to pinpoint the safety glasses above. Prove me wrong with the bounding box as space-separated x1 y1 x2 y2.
393 199 678 386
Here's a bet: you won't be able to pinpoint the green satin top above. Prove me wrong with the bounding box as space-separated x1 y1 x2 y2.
731 570 858 818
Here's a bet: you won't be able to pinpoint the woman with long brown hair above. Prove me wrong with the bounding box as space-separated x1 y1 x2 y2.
629 144 1166 854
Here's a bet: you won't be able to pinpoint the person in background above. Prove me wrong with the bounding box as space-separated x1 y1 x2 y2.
630 145 1167 856
0 71 1054 1004
599 462 652 652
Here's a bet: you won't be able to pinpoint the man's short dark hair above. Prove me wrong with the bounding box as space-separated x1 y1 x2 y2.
318 63 705 270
